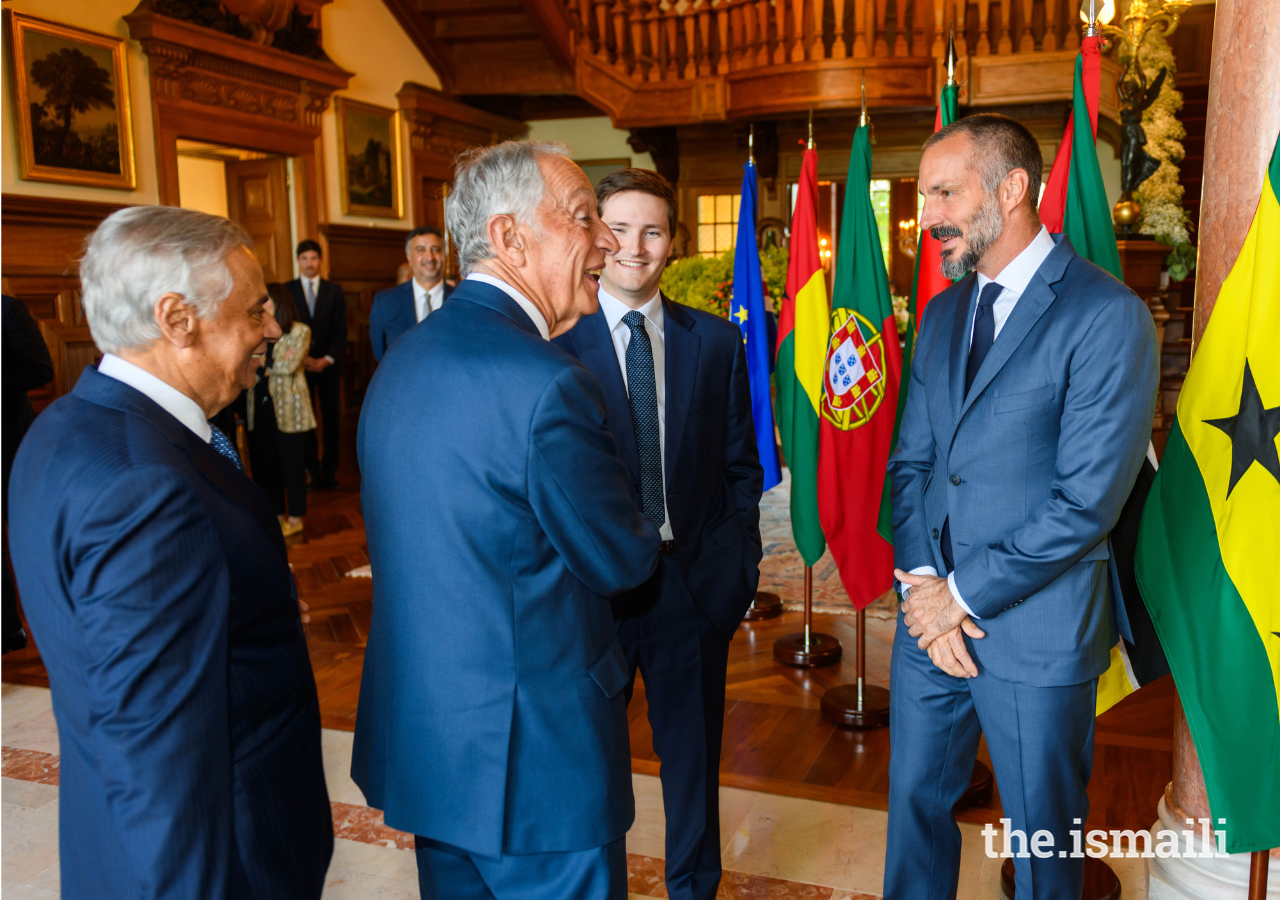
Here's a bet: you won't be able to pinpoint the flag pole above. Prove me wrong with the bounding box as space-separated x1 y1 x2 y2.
741 121 784 624
1248 851 1271 900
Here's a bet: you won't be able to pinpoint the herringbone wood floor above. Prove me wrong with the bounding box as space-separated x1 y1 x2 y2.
3 432 1174 834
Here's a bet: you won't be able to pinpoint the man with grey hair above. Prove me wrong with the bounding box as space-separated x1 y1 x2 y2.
368 225 454 361
885 113 1157 898
353 141 662 899
8 205 334 900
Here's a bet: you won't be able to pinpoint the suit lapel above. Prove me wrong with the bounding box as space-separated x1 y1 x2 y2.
662 296 699 492
573 311 641 481
395 283 416 331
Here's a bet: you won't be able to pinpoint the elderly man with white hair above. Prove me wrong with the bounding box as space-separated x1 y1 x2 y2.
8 206 334 900
352 141 662 899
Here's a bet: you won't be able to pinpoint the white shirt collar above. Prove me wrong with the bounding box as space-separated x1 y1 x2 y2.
597 286 664 336
98 353 212 443
465 273 550 340
975 225 1056 296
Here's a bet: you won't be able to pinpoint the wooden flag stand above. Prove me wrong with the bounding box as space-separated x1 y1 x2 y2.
1248 850 1271 900
820 607 890 727
742 591 783 621
773 566 842 666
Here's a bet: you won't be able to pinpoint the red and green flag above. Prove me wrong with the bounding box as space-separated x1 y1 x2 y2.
818 124 902 608
775 147 828 566
1135 133 1280 854
1039 34 1123 280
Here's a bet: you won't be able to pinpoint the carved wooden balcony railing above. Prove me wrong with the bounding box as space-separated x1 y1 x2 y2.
568 0 1121 126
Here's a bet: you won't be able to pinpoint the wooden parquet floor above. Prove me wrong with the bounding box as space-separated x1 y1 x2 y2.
3 438 1174 835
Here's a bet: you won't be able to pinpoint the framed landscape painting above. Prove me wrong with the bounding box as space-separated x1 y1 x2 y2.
336 98 403 219
5 11 137 190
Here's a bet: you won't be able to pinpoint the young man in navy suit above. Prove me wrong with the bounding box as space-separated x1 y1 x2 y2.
369 225 455 361
554 168 764 900
9 206 333 899
287 239 347 490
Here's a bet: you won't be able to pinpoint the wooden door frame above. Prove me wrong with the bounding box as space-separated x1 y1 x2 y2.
125 6 351 261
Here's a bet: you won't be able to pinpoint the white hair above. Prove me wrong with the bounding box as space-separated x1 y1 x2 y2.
445 140 571 276
80 205 254 355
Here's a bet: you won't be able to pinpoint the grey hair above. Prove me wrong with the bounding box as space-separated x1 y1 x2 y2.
446 140 571 276
923 113 1044 212
80 206 254 355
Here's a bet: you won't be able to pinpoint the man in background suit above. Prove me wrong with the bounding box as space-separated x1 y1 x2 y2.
353 141 661 900
885 114 1157 900
288 239 346 490
9 206 333 899
369 225 455 361
554 168 764 900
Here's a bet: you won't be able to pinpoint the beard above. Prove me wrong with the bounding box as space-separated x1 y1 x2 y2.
933 193 1004 280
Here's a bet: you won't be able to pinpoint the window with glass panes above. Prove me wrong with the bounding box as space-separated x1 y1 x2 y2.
870 179 891 270
696 193 741 257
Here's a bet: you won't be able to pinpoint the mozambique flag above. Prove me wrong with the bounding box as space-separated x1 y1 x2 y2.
877 77 959 542
1135 134 1280 855
731 160 783 493
1039 34 1123 280
818 124 901 608
775 147 828 566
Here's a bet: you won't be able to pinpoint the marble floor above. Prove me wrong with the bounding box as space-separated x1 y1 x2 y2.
1 683 1154 900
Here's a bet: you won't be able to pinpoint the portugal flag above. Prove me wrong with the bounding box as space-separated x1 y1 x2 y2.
775 147 828 566
1135 133 1280 854
817 124 902 609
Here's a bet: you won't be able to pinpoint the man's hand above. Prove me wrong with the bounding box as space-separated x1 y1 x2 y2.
925 619 986 678
303 356 332 373
895 568 984 651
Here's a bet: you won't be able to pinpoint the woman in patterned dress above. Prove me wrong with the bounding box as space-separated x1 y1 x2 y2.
262 283 316 536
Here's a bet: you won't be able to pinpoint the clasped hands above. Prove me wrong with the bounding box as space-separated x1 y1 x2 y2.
303 356 332 373
894 568 986 679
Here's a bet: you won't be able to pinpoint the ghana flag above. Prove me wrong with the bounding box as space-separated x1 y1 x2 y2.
775 146 828 566
818 122 902 608
1135 132 1280 855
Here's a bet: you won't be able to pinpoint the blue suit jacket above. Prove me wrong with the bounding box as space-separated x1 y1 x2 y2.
887 236 1158 686
7 367 332 899
554 296 764 637
352 279 661 857
368 280 455 361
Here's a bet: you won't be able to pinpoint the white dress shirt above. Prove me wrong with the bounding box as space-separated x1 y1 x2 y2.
98 353 211 443
597 288 674 542
906 225 1057 618
413 278 446 323
464 273 550 340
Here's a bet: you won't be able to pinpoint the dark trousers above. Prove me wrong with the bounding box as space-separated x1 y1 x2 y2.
415 835 626 900
884 609 1097 900
305 369 341 480
248 413 309 518
616 554 731 900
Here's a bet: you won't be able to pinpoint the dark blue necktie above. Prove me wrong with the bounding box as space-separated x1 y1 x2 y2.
208 423 244 471
623 310 665 528
965 281 1004 397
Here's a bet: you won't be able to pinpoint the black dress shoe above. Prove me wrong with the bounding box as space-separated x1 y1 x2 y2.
311 476 340 491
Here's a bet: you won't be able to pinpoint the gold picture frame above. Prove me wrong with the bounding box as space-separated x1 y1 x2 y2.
335 97 403 220
4 11 137 190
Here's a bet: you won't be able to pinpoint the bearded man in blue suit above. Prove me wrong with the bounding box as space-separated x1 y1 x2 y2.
353 142 661 900
9 207 333 899
369 225 455 361
884 114 1158 900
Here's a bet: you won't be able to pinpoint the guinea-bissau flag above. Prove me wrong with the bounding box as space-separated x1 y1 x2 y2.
775 147 828 566
1036 32 1167 715
731 159 783 493
876 77 959 543
1135 133 1280 855
817 124 902 608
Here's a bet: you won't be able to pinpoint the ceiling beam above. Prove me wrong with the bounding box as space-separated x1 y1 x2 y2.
381 0 455 93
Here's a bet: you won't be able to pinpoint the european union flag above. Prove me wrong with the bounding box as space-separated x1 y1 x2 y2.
731 161 782 492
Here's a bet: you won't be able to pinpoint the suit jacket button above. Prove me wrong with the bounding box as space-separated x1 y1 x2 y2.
949 474 961 486
932 528 939 539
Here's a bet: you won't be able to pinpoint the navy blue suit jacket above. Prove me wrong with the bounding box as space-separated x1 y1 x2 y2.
368 280 456 362
8 367 333 899
352 279 661 857
554 296 764 638
887 236 1158 686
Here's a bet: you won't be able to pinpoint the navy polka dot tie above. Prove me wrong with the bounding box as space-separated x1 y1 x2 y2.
966 281 1004 397
208 423 244 471
623 311 665 528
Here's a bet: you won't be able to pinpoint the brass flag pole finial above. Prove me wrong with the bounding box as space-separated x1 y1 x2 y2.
946 25 958 85
749 123 755 165
859 74 869 127
807 108 814 149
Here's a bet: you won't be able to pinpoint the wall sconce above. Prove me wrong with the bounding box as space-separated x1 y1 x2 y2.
896 217 919 261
